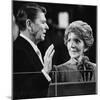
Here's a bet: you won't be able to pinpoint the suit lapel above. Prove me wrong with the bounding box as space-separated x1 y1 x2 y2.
14 36 44 71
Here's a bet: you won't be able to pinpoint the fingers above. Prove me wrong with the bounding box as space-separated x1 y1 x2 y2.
49 49 55 59
45 44 54 57
43 44 55 73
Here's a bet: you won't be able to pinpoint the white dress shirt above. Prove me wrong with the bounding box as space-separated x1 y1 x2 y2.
20 33 51 81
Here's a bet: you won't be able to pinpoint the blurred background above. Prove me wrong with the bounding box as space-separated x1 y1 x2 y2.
13 0 97 65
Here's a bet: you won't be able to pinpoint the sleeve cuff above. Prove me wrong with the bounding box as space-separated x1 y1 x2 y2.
41 69 51 82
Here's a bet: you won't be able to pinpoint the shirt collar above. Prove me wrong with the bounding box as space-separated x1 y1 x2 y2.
20 33 39 53
70 58 78 65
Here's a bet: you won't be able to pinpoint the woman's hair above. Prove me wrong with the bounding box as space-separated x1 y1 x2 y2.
64 20 94 49
16 3 46 31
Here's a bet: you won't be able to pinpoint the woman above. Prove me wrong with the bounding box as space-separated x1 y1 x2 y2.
54 20 96 83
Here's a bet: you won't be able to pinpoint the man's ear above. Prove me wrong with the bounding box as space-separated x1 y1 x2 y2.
26 19 32 32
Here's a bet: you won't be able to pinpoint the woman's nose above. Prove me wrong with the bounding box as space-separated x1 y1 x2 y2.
71 42 76 48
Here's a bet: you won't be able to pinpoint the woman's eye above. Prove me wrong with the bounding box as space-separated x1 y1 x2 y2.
75 39 80 43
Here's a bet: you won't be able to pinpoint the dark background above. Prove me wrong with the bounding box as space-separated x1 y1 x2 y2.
13 0 97 65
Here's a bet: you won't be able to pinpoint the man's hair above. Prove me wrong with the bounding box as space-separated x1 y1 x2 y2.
16 3 46 31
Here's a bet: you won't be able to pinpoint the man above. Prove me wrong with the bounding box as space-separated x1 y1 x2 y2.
13 3 55 99
12 15 19 41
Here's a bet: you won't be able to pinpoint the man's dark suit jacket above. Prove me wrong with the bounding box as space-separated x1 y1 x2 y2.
13 36 50 99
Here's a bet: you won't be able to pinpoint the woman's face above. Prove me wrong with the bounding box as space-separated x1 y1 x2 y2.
67 32 86 59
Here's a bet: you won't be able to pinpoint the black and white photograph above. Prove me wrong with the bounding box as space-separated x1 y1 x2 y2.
12 0 97 99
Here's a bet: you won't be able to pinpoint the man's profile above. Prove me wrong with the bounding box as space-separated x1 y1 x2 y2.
13 2 55 99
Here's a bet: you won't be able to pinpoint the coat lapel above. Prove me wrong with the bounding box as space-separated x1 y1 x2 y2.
14 36 44 71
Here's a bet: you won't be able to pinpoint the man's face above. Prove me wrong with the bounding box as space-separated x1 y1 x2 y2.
31 12 49 42
67 32 85 59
